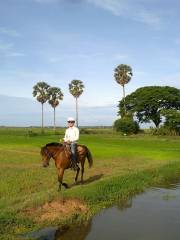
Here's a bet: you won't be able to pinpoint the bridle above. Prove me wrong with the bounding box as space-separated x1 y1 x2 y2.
43 147 53 160
42 144 66 162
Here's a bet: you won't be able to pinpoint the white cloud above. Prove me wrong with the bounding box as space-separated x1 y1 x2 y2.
0 94 117 126
49 53 104 63
0 41 25 58
0 27 21 37
0 42 14 51
114 53 128 60
86 0 161 26
34 0 58 3
5 52 26 57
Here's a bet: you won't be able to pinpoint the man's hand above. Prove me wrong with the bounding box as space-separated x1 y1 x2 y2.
63 140 71 144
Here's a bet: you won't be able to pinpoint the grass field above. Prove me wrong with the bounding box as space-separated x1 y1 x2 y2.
0 127 180 240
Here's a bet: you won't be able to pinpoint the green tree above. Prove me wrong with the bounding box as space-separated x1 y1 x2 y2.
161 109 180 135
114 64 133 115
119 86 180 128
47 87 64 132
114 117 139 134
69 79 85 127
32 81 50 133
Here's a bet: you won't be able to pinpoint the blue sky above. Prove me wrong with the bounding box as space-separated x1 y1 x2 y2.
0 0 180 110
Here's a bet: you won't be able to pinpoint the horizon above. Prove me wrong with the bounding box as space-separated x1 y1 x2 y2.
0 94 152 128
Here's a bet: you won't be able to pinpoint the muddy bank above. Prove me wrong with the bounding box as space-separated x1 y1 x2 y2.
23 199 88 222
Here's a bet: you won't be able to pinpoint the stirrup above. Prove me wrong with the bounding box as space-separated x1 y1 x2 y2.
71 163 79 171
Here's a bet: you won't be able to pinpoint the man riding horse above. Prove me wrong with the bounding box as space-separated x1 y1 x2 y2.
41 118 93 190
63 117 79 171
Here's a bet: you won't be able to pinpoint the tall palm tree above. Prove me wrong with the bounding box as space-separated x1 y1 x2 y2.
32 81 50 133
114 64 133 115
69 79 85 127
47 87 64 132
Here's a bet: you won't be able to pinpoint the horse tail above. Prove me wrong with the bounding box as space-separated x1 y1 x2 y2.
86 147 93 168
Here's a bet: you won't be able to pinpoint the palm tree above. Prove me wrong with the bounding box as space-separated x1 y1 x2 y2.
114 64 133 115
47 87 64 132
32 81 50 133
69 79 85 127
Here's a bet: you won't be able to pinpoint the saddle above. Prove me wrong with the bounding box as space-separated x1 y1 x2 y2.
63 143 84 158
63 143 72 157
63 143 79 169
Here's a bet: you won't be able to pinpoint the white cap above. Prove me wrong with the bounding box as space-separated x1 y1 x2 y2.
67 117 75 122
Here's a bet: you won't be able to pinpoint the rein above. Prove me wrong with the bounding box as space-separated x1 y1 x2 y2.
44 147 53 159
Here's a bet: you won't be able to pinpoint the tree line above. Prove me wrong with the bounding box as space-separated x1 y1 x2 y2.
32 63 180 135
32 80 84 132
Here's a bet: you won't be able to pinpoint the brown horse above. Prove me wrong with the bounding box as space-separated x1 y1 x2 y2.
40 142 93 190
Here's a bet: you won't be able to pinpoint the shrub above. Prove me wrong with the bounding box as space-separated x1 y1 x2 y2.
151 110 180 136
162 109 180 135
151 126 180 136
80 128 91 134
80 128 113 134
27 130 38 137
113 118 139 134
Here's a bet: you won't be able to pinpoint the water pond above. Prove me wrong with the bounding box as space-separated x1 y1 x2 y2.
25 182 180 240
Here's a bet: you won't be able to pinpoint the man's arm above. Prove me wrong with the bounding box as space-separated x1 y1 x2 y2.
63 129 68 142
73 128 79 142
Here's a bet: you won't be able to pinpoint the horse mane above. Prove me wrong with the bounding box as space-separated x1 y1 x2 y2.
41 142 63 155
45 142 63 147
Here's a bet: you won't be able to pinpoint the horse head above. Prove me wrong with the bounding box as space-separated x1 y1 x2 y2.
40 146 52 167
40 142 63 168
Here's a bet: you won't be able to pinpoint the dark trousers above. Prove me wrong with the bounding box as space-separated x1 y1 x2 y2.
70 142 77 164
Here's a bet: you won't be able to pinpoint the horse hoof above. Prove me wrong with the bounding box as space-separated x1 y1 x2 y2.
62 183 69 189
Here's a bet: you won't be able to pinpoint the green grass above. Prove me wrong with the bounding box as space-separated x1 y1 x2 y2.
0 127 180 239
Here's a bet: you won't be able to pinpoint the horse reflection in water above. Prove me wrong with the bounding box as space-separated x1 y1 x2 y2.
54 222 92 240
40 143 93 190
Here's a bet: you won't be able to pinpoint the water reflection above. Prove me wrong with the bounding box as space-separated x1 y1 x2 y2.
26 182 180 240
25 222 92 240
55 222 92 240
116 198 133 211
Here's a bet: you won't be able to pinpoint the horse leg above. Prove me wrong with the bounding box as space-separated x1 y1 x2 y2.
81 161 85 184
74 167 80 184
57 168 64 191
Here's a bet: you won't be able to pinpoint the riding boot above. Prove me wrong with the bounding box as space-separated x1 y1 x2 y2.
71 154 79 171
70 143 79 171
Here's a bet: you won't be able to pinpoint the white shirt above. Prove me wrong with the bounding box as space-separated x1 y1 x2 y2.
64 126 79 143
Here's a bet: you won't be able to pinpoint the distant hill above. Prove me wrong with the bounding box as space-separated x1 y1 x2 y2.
0 95 117 126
